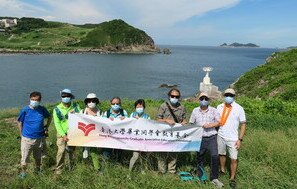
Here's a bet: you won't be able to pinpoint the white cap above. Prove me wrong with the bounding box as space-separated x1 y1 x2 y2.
86 93 97 99
224 88 236 95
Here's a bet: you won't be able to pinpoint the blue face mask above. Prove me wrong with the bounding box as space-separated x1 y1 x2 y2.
30 100 40 108
62 97 71 103
136 107 144 115
199 100 209 107
169 97 179 104
224 96 234 104
111 104 120 111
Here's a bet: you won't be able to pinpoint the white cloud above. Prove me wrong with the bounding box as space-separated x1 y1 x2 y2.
126 0 240 28
0 0 47 17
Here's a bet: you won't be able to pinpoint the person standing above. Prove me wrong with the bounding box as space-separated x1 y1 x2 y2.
217 88 246 189
189 92 224 188
156 88 187 174
129 99 151 173
53 89 80 174
102 97 128 161
17 91 51 178
80 93 102 172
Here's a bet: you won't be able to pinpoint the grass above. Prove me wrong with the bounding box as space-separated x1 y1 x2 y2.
0 98 296 188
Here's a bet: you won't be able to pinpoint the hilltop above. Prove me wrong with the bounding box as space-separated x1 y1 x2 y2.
0 17 159 54
234 48 297 100
220 42 259 48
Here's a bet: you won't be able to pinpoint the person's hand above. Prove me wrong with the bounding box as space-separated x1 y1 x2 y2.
166 119 176 126
120 117 125 120
135 115 139 119
109 117 114 121
235 140 241 150
203 123 212 128
63 135 69 142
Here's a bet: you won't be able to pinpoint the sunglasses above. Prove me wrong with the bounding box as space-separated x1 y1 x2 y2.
224 93 235 97
111 103 120 105
170 95 180 99
87 99 97 103
61 95 71 98
199 96 209 101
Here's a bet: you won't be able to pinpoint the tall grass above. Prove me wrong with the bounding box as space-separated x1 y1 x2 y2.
0 98 296 188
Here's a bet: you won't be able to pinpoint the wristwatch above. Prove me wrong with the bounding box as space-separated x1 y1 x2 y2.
239 138 243 142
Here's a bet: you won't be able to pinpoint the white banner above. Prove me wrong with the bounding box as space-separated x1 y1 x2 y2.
67 113 203 152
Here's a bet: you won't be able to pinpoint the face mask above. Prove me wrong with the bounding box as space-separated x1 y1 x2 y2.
88 102 96 109
30 100 39 108
199 100 209 107
62 97 71 103
170 97 179 104
225 96 234 104
136 107 144 115
111 104 120 111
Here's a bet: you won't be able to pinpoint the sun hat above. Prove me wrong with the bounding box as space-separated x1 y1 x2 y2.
84 93 99 104
198 92 209 99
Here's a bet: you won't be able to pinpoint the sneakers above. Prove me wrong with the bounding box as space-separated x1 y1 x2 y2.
211 179 224 188
83 147 89 159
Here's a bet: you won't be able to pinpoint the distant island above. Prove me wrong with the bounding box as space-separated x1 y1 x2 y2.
220 42 260 48
0 17 160 54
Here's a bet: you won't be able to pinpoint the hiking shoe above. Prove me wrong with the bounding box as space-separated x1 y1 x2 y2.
229 179 236 189
54 169 62 175
19 172 27 179
211 179 224 188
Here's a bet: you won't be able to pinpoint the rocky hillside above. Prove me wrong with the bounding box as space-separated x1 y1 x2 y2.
234 49 297 100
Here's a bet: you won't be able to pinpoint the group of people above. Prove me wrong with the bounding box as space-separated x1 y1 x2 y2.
17 87 246 189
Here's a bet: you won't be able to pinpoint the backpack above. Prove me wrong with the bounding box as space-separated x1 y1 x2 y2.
54 102 79 121
106 109 124 118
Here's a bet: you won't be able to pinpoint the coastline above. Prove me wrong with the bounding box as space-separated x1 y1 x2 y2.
0 46 161 55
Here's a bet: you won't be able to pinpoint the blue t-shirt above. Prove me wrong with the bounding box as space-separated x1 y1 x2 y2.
18 106 50 139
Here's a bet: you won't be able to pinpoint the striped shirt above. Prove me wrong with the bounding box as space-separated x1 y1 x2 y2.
189 106 220 137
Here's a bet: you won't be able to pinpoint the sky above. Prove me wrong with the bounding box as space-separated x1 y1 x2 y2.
0 0 296 48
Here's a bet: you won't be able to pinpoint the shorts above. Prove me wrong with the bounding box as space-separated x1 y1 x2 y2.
217 135 238 160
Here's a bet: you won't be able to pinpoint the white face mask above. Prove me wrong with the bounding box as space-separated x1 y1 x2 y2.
87 102 96 109
30 100 40 108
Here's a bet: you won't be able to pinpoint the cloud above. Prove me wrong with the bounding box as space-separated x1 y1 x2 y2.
0 0 47 17
127 0 240 28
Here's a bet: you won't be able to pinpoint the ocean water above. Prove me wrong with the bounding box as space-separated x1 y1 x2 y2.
0 45 277 109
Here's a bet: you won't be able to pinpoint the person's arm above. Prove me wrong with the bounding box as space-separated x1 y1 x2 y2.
236 122 246 150
53 109 67 140
181 107 187 125
203 108 220 128
156 105 175 125
17 121 22 138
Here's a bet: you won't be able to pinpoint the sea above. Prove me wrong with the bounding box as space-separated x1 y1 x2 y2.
0 45 277 109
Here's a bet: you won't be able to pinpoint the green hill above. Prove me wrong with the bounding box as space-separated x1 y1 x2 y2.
78 19 154 47
0 17 158 53
234 48 297 100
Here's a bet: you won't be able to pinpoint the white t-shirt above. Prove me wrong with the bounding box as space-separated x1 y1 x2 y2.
217 101 246 141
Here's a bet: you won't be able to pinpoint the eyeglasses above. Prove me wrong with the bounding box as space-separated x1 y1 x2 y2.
199 96 209 101
170 95 180 99
224 93 235 97
111 103 120 105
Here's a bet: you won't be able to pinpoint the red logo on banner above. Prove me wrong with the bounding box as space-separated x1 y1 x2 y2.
78 122 95 136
